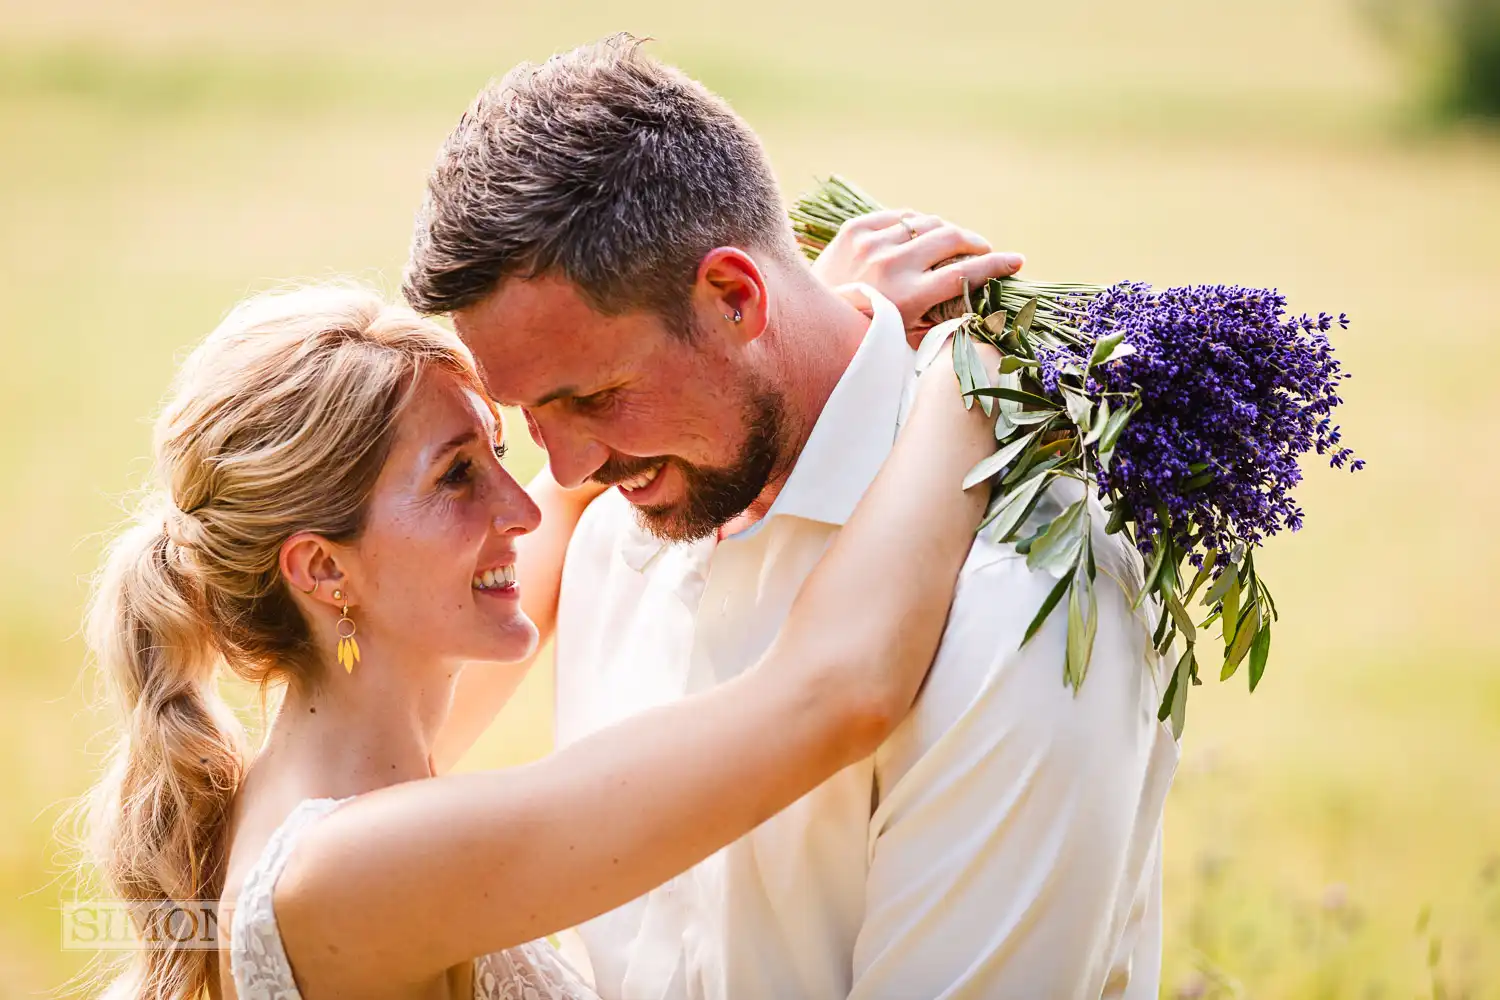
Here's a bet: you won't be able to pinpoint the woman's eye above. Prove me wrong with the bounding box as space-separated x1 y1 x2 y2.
441 458 474 487
493 442 509 462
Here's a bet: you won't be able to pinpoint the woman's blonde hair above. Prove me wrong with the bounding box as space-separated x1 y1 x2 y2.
83 284 483 999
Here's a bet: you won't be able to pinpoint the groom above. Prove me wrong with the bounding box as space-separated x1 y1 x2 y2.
405 36 1178 1000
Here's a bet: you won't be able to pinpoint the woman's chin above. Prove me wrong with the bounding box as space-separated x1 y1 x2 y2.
477 613 540 664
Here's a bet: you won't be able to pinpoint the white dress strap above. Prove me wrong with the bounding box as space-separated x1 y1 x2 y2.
229 797 347 999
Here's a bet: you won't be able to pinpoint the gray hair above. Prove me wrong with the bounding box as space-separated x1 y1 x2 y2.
402 34 797 333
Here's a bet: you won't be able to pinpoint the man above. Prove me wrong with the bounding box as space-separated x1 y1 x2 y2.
405 35 1179 1000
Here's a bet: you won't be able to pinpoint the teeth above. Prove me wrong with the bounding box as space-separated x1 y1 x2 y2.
472 566 518 590
619 465 664 492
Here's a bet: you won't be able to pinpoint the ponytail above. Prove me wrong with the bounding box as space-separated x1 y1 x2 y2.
85 507 246 999
76 284 487 997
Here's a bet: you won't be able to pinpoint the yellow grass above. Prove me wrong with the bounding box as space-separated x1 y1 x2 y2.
1 1 1497 996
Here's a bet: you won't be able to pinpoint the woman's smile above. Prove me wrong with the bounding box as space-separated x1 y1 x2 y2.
472 564 519 598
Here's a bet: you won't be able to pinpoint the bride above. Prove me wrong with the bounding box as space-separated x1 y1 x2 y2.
83 216 1010 1000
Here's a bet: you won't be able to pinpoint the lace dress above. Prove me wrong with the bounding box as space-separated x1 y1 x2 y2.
230 798 600 1000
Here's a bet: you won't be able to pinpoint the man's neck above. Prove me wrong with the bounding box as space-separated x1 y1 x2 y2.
719 272 872 538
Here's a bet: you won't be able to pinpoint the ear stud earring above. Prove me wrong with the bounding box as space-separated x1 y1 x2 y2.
723 308 742 324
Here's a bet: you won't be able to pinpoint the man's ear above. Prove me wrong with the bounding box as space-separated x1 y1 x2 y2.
280 532 349 608
695 248 768 342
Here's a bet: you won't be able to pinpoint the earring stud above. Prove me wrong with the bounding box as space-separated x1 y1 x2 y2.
723 308 742 324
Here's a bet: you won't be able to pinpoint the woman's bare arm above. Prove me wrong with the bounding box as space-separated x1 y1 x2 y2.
275 348 998 993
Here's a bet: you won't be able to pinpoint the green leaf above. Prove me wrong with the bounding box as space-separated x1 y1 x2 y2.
986 278 1006 315
1008 408 1060 426
1062 385 1093 429
982 308 1008 338
1090 336 1137 369
1096 399 1139 471
1158 665 1177 723
961 329 995 416
1014 297 1038 336
1134 534 1170 609
953 329 976 411
963 429 1041 490
1001 446 1065 487
983 465 1053 542
1152 603 1171 648
1183 549 1219 604
1181 469 1215 492
1169 645 1194 738
1165 588 1197 642
1156 619 1178 657
1026 499 1089 577
997 354 1039 374
1202 560 1239 607
915 315 971 373
1248 619 1271 692
1083 397 1112 446
1087 331 1127 370
1220 603 1260 680
1104 500 1130 535
1022 565 1075 647
1013 522 1048 555
1221 573 1242 645
966 386 1059 409
1066 560 1099 691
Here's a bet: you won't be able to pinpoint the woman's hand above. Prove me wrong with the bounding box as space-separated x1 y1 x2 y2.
812 210 1026 344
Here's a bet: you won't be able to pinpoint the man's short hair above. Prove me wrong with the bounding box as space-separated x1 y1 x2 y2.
403 34 795 333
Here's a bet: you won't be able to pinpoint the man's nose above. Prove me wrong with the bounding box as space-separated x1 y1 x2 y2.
527 411 608 489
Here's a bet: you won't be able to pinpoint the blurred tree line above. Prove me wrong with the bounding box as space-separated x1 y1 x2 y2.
1365 0 1500 119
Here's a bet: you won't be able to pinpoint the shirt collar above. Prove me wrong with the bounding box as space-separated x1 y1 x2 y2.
745 286 912 534
619 286 913 570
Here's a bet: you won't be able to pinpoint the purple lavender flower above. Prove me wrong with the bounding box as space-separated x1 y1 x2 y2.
1071 282 1360 564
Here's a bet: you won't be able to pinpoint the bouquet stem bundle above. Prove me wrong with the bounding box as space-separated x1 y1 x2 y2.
792 176 1362 736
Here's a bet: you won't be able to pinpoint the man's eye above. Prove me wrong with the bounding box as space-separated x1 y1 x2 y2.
572 389 617 414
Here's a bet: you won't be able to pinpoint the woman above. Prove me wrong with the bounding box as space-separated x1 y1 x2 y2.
83 217 1012 1000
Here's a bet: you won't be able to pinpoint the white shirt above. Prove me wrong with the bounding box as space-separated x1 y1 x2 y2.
554 289 1180 1000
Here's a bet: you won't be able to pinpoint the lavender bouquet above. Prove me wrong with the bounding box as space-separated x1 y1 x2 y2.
791 176 1362 736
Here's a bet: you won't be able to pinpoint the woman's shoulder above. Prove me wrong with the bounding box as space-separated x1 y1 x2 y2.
225 797 350 999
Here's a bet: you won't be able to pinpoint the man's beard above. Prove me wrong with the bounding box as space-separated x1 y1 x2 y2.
592 385 787 544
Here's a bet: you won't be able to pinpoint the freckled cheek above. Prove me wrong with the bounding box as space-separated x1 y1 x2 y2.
373 508 485 606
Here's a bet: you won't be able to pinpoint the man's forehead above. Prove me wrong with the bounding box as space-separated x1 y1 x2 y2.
454 279 663 405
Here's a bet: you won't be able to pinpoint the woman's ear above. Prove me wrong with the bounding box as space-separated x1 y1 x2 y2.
696 247 768 342
280 532 348 608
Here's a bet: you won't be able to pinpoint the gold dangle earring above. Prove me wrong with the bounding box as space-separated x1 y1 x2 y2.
332 589 360 673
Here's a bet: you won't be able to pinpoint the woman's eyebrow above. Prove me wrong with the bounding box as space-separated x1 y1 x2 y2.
429 429 480 464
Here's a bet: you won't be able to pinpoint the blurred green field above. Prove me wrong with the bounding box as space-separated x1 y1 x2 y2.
1 2 1497 997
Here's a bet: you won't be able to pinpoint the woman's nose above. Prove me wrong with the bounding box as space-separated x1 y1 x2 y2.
492 478 543 536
